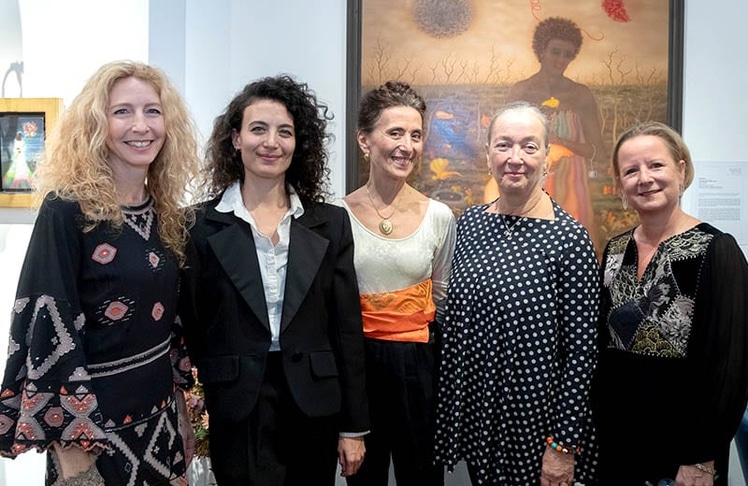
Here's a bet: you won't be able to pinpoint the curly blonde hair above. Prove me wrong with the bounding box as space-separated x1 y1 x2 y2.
33 60 201 265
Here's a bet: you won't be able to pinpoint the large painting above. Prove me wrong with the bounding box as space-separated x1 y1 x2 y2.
347 0 683 255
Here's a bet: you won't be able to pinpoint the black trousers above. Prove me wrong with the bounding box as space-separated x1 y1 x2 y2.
347 334 444 486
209 353 339 486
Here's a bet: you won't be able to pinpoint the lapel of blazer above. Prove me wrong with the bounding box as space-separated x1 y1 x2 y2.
205 208 271 331
281 204 329 332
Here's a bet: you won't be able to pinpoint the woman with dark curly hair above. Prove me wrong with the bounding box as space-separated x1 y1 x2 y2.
180 75 370 485
506 16 606 250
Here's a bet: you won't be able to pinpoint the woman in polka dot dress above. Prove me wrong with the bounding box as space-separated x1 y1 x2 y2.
434 101 599 486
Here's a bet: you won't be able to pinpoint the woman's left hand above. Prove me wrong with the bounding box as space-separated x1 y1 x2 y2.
540 445 574 486
337 436 366 477
674 462 715 486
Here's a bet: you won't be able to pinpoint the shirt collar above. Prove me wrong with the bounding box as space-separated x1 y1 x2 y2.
215 181 305 221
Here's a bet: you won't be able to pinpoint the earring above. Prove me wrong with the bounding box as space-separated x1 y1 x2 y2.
363 152 370 162
679 183 684 196
488 168 492 175
621 195 628 210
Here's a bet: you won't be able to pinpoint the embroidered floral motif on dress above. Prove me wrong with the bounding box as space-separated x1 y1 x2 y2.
92 243 117 264
5 382 107 455
603 228 712 358
97 297 135 325
146 248 166 272
152 302 165 321
104 301 129 321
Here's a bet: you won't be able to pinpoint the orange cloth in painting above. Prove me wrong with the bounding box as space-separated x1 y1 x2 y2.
359 278 435 343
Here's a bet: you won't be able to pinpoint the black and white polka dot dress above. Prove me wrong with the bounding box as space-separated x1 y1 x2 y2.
434 201 599 485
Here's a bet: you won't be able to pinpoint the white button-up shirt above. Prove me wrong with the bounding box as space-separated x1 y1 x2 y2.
215 181 304 351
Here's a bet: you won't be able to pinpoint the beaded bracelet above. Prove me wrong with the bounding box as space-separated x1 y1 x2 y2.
693 463 716 476
546 436 581 455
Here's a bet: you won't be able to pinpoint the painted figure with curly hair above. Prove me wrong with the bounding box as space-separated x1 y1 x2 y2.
0 60 201 485
180 75 370 485
506 16 606 248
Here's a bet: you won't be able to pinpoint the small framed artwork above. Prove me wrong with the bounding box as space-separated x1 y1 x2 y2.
346 0 684 256
0 97 64 208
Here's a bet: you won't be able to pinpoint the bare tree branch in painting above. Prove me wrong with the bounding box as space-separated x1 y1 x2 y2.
439 53 457 83
403 57 423 84
601 47 632 144
628 65 665 125
366 35 392 85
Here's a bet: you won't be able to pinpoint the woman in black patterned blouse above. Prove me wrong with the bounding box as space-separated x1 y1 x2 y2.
594 121 748 485
0 60 201 485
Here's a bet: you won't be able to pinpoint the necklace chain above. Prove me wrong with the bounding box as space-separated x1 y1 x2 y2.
365 184 402 236
502 215 522 237
495 194 543 237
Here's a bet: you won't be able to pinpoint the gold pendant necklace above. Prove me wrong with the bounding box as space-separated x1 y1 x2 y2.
365 184 401 236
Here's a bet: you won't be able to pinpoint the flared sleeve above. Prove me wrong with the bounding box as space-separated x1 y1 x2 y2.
688 232 748 463
0 198 108 457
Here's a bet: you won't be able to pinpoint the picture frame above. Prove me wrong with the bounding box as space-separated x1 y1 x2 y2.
0 97 64 208
346 0 684 255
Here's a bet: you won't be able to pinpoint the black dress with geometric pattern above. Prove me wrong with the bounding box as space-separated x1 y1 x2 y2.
593 223 748 485
0 196 193 485
434 201 599 485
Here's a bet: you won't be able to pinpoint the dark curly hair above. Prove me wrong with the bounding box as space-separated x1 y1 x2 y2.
202 74 332 202
532 17 583 62
358 80 427 134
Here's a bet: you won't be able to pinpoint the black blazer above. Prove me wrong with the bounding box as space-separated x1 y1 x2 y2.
180 196 369 433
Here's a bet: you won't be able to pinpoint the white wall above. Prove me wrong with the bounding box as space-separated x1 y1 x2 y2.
680 1 748 256
148 0 349 193
1 1 748 484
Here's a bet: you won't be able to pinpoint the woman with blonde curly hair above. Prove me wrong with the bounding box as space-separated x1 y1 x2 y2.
0 60 201 485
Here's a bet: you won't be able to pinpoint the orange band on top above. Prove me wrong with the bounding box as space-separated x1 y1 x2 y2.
359 279 436 343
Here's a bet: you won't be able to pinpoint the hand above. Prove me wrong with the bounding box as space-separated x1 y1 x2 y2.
540 445 574 486
176 390 195 466
52 444 96 480
674 462 715 486
337 436 365 477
